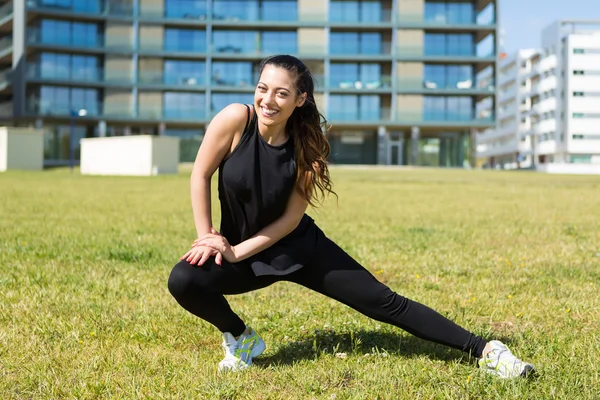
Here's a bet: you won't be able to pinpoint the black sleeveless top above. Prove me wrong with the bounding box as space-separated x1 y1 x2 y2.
217 105 322 276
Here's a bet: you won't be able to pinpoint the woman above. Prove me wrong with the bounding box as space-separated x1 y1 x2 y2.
168 55 535 378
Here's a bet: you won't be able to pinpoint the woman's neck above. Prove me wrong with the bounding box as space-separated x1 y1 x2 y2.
257 121 288 146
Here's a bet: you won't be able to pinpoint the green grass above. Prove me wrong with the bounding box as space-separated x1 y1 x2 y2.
1 167 599 399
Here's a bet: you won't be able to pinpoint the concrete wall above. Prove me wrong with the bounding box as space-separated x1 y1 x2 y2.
138 92 163 119
140 0 163 17
298 28 326 55
396 30 424 54
104 56 133 83
298 0 326 21
0 127 44 171
104 90 133 117
80 136 179 176
397 0 424 21
396 95 423 120
139 25 164 51
105 22 133 50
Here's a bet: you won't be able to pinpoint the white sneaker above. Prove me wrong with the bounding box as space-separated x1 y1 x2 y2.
217 327 266 372
479 340 535 378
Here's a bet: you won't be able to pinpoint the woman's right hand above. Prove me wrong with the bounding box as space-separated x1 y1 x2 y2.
180 245 223 266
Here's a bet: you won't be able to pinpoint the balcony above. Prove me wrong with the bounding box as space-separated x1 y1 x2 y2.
329 10 393 26
26 98 208 122
138 43 206 57
396 111 494 127
0 1 13 29
397 77 494 94
138 71 206 89
396 13 496 30
0 36 12 60
0 67 11 91
328 107 391 122
27 28 134 53
26 0 134 18
329 42 393 60
27 64 135 86
396 46 495 62
329 75 392 93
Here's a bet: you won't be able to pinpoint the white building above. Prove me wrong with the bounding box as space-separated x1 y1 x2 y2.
477 20 600 173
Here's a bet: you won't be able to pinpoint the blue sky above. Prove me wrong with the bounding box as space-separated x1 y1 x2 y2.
499 0 600 51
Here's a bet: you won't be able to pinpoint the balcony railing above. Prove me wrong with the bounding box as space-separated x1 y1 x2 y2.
0 1 13 20
26 99 207 121
398 77 495 92
26 0 134 17
396 46 494 58
328 107 392 122
138 71 205 87
329 75 392 90
27 64 134 84
329 10 393 24
0 68 12 85
138 43 206 54
27 28 134 52
396 13 496 26
0 37 12 55
330 42 393 57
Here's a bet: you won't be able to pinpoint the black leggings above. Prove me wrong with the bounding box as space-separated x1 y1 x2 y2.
168 236 488 358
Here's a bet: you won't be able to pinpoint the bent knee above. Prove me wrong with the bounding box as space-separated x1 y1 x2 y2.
167 260 198 300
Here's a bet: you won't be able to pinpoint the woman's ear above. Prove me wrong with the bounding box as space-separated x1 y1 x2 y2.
297 93 307 108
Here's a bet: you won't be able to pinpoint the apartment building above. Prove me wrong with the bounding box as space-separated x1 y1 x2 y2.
477 20 600 171
1 0 497 167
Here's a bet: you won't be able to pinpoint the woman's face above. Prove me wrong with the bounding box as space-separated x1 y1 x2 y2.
254 65 306 129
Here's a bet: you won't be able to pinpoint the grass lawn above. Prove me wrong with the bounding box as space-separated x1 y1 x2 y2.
1 167 599 399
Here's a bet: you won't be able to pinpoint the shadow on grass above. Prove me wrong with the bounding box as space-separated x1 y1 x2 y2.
254 329 515 368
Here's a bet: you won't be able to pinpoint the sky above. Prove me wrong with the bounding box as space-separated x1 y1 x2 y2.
499 0 600 52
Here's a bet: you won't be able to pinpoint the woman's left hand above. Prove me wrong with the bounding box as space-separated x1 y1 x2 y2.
194 228 238 263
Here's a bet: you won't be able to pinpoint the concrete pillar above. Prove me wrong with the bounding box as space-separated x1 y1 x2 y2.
377 125 387 165
97 121 107 137
410 126 419 165
158 122 166 136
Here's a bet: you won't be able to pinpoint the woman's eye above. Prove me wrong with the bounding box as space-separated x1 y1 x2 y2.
278 92 288 97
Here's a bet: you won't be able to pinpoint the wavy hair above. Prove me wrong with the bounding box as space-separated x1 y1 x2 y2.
258 55 336 206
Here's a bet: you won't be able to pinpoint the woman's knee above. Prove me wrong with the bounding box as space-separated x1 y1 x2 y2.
168 260 202 300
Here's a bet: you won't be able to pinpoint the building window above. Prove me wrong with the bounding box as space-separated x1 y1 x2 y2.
423 64 473 89
330 0 383 23
573 113 600 118
213 0 297 21
211 93 254 114
570 155 592 163
425 33 474 56
165 28 206 52
261 31 297 54
330 32 383 55
573 134 600 140
38 19 99 47
164 60 205 85
329 95 381 121
213 30 259 53
165 0 207 19
424 1 474 24
329 63 386 89
163 92 205 119
212 62 254 86
38 0 101 13
32 85 100 116
424 96 473 121
30 52 100 81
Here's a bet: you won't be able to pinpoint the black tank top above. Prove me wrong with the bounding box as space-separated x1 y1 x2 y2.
217 104 322 276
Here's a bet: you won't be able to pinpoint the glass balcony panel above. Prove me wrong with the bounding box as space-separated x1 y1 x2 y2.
27 0 134 16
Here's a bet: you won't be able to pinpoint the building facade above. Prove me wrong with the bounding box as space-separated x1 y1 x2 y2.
1 0 497 167
478 20 600 170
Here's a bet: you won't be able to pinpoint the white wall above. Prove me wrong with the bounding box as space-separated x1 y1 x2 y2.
0 127 45 171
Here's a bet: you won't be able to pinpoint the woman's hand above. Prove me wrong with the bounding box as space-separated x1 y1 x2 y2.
181 243 223 266
194 228 238 264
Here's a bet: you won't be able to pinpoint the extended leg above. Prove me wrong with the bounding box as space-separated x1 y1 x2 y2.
288 237 488 357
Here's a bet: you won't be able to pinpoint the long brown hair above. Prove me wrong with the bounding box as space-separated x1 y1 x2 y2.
258 55 336 206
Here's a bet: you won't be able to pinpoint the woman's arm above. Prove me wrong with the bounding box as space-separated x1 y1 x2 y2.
183 104 248 265
196 180 310 263
190 103 248 237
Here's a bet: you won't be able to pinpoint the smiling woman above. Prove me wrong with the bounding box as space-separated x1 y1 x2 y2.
167 54 535 379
